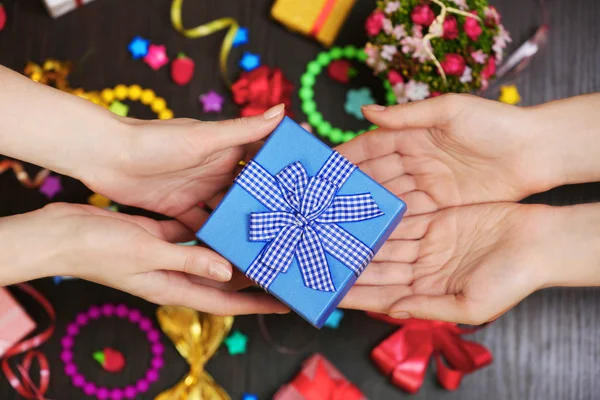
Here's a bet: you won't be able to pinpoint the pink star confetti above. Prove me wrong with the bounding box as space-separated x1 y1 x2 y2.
39 175 62 199
199 91 224 113
143 45 169 70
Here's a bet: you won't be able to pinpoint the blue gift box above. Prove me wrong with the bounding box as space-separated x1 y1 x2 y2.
197 117 406 328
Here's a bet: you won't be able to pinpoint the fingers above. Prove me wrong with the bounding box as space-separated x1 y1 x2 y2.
401 191 439 216
383 175 416 197
390 213 433 240
175 206 210 232
362 94 463 130
389 294 488 325
149 271 289 315
357 262 413 286
357 153 405 183
142 238 233 282
373 240 419 263
335 127 399 165
339 284 413 314
199 104 285 153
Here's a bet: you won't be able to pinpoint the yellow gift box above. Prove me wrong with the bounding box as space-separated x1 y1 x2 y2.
271 0 356 48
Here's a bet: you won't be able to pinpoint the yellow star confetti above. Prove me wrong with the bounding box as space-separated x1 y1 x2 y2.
88 193 112 209
499 85 521 105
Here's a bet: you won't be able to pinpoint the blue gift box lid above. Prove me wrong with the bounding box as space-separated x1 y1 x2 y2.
197 117 406 327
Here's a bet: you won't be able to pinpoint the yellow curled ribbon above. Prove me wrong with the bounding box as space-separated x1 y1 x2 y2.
423 0 481 86
155 306 233 400
171 0 239 87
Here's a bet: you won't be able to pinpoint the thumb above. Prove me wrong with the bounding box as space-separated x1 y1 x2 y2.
141 238 233 283
361 94 463 130
200 103 285 152
389 294 490 325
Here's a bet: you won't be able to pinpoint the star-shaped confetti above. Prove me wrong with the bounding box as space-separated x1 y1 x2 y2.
239 52 261 72
344 87 375 120
128 36 150 60
39 175 62 199
242 394 258 400
223 330 248 355
109 101 129 117
498 85 521 105
177 240 198 246
199 90 224 113
233 27 249 48
323 309 344 329
144 44 169 70
53 276 77 285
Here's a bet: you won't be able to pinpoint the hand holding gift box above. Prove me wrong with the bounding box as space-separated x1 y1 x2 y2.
197 117 406 327
273 353 366 400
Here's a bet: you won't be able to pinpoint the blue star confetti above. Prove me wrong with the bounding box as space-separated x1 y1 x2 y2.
128 36 150 60
233 27 249 48
344 87 375 120
242 394 259 400
239 52 261 72
323 309 344 329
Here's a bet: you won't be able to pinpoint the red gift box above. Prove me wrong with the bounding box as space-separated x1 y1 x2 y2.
273 353 365 400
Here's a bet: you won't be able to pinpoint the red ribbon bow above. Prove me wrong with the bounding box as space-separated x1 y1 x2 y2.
292 358 363 400
232 65 294 118
367 313 492 394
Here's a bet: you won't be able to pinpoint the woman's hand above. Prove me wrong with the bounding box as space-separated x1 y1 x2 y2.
80 105 284 221
0 203 288 315
340 202 600 324
337 94 559 216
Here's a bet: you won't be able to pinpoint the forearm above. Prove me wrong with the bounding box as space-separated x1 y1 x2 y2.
540 202 600 288
531 93 600 188
0 65 125 180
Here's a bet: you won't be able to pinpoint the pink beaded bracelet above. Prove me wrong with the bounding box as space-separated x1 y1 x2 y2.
60 304 164 400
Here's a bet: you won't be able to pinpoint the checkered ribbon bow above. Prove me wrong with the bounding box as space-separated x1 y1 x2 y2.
235 152 384 292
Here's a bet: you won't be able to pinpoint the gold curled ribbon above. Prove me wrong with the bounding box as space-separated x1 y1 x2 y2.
171 0 239 87
423 0 481 86
155 306 234 400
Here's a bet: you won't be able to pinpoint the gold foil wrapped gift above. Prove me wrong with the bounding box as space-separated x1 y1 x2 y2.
271 0 356 47
155 306 233 400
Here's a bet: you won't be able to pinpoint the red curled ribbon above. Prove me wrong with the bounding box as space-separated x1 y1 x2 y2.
292 359 363 400
367 313 492 394
310 0 337 38
2 284 55 400
231 65 294 119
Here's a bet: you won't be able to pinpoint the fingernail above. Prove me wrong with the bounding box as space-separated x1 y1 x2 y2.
208 262 232 281
362 104 386 112
276 309 291 314
263 103 285 120
390 311 410 319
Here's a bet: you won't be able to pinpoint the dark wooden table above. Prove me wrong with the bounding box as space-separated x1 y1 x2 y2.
1 0 600 399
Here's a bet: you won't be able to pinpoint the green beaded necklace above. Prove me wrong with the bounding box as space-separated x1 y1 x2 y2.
299 45 396 144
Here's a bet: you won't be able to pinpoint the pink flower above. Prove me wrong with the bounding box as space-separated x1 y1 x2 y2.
442 16 459 40
441 54 466 76
471 49 487 64
366 11 385 36
431 91 442 97
385 1 401 15
388 70 403 85
481 57 496 80
393 25 407 40
464 12 483 41
411 5 435 27
485 6 501 26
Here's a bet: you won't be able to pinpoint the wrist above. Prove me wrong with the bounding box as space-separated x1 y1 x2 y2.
528 95 600 190
534 203 600 288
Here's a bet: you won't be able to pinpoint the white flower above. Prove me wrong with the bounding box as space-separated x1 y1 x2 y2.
412 24 423 38
374 60 388 74
383 18 394 35
493 25 512 62
393 82 409 104
400 35 431 63
365 43 380 67
450 0 468 10
405 80 430 101
460 66 473 83
484 6 500 24
471 50 488 64
393 24 407 40
385 1 401 15
380 44 398 61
